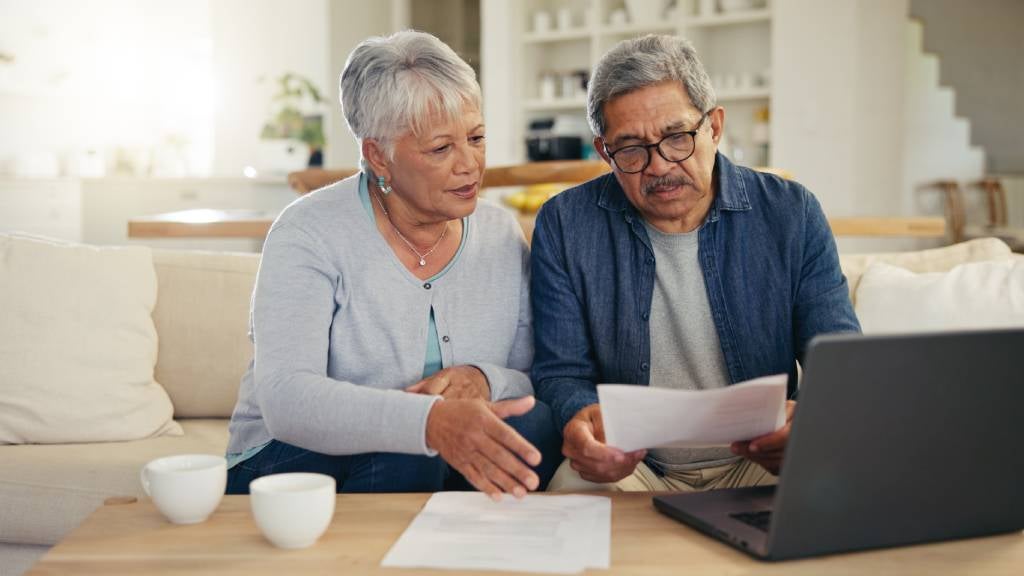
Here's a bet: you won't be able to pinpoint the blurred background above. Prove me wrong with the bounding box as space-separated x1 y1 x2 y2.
0 0 1021 252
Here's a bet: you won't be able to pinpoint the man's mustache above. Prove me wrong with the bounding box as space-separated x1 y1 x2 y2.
643 175 692 195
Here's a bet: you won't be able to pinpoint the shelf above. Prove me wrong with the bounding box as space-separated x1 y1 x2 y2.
716 88 771 101
523 28 592 43
523 90 768 111
598 22 679 36
685 8 771 27
523 98 589 112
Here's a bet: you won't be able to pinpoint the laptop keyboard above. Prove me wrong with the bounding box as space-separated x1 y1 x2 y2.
730 510 773 532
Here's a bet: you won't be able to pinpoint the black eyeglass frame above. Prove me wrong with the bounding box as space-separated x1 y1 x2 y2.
602 111 710 174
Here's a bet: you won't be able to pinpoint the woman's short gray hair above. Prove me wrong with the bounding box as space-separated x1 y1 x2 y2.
587 35 716 137
340 30 480 162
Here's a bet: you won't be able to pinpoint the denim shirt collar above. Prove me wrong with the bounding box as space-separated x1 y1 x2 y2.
596 151 752 223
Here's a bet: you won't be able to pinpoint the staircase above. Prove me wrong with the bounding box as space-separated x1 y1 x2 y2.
902 19 987 224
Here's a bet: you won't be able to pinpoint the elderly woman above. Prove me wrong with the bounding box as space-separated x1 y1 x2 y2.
225 31 560 498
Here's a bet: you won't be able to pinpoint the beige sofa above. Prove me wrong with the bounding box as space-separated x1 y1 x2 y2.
0 238 1018 575
0 250 259 575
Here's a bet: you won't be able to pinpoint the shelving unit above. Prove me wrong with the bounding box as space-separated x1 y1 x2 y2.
716 87 772 101
502 0 774 166
523 97 591 111
597 22 679 35
523 28 592 43
687 7 770 27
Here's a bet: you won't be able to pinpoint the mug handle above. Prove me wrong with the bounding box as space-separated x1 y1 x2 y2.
139 466 151 496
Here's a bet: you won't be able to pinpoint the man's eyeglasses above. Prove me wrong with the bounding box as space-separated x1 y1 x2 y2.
603 112 709 174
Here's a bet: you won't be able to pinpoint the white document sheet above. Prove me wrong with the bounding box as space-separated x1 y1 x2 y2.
381 492 611 574
598 373 788 452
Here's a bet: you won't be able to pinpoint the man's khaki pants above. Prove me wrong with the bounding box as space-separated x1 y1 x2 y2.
547 458 776 492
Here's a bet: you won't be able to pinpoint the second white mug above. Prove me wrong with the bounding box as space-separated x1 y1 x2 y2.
250 473 336 549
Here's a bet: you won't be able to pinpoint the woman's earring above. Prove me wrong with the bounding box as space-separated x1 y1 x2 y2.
376 175 392 196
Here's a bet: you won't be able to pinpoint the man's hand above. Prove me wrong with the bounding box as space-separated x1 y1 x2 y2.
563 404 646 484
407 365 490 401
425 396 541 500
731 400 796 475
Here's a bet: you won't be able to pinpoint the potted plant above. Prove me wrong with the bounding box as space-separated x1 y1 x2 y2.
260 73 327 167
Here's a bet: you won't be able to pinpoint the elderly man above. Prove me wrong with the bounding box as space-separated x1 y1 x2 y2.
531 35 860 492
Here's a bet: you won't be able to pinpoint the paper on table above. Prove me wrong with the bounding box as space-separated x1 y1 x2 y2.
598 373 788 452
381 492 611 574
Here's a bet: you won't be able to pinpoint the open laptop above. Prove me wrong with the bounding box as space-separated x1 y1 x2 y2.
653 328 1024 561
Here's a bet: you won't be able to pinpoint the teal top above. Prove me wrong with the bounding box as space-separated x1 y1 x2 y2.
227 173 468 469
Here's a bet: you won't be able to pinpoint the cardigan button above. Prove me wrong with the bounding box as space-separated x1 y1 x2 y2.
423 282 432 290
641 362 649 371
442 335 450 343
641 311 650 321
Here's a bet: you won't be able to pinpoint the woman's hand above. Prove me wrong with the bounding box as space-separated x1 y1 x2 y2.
407 365 490 401
425 396 542 500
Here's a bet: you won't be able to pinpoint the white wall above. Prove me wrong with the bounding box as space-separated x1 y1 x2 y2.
209 0 330 177
480 0 522 166
771 0 938 252
772 0 908 219
325 2 395 169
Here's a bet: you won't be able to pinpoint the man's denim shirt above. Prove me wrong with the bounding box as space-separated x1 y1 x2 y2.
531 153 862 430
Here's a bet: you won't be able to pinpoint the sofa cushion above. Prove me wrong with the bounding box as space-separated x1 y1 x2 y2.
838 237 1013 305
0 419 228 546
152 250 259 418
0 233 181 444
855 260 1024 334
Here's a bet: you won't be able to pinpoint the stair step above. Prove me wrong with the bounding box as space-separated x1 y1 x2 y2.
903 17 986 199
906 20 924 53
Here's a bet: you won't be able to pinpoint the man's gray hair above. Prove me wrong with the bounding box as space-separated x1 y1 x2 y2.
587 35 716 137
340 30 480 162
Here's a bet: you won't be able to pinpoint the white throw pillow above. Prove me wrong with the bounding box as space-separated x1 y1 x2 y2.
839 237 1013 305
855 260 1024 334
0 234 182 444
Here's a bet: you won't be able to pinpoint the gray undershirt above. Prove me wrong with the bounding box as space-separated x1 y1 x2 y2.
642 220 740 472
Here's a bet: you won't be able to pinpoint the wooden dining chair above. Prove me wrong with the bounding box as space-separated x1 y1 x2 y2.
931 179 967 243
969 177 1024 251
974 178 1009 229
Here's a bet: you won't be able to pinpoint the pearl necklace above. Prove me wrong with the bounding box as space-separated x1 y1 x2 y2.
373 190 449 267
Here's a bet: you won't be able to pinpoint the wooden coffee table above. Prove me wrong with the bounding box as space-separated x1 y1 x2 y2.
27 493 1024 575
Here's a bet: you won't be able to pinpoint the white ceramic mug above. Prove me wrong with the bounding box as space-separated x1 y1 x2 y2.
557 7 573 30
532 10 551 33
250 473 336 549
140 454 226 524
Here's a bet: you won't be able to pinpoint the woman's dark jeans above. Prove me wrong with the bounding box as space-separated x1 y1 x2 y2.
226 401 563 494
